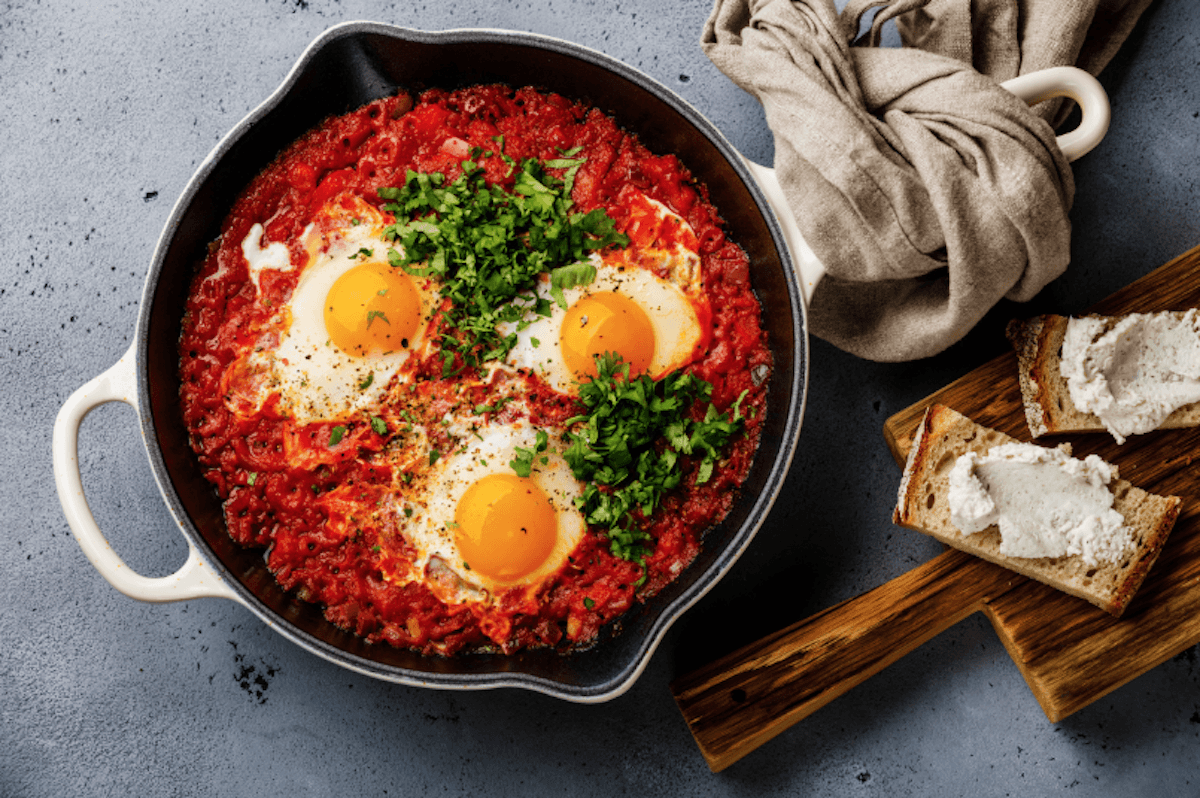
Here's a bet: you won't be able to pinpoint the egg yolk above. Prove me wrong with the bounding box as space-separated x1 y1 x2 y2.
324 261 422 357
453 473 558 583
560 291 655 380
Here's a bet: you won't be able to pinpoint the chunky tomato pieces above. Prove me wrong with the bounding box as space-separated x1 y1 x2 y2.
178 85 769 656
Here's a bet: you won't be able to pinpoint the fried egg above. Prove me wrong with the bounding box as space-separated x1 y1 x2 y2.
229 198 438 423
500 195 710 394
392 423 586 607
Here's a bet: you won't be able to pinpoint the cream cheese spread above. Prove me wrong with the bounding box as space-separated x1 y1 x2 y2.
947 442 1133 566
1061 311 1200 444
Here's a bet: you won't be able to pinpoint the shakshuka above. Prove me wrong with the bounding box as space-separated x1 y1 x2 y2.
178 84 770 656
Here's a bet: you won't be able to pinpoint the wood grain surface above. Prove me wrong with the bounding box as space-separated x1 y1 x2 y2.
672 244 1200 772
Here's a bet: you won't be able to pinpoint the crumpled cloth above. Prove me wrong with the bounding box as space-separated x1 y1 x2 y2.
702 0 1154 361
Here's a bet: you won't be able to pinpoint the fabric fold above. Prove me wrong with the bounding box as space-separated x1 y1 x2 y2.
703 0 1152 361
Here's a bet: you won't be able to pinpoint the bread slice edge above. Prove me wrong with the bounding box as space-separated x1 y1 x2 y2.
1007 312 1200 438
893 404 1181 617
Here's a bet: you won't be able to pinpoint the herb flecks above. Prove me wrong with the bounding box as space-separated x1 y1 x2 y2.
562 354 746 577
549 260 598 310
509 429 550 478
378 155 628 374
329 425 347 447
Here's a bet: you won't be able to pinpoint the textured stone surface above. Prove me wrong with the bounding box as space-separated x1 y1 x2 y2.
7 0 1200 795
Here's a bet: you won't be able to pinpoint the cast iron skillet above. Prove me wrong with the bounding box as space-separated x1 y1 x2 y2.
53 22 809 702
52 22 1108 701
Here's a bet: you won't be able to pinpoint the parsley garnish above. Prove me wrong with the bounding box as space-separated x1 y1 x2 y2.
378 155 628 374
583 597 595 610
366 310 389 329
509 429 550 478
329 425 347 447
562 353 747 576
429 449 441 466
370 415 387 435
472 396 512 416
247 472 257 486
358 372 374 391
549 261 598 309
350 247 373 260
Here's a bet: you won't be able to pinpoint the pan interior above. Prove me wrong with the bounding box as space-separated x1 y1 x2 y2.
140 25 804 697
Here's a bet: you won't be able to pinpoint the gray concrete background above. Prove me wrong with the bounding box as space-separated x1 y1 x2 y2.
6 0 1200 795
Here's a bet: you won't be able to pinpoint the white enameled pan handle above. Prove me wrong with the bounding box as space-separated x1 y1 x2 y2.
1000 66 1111 162
746 65 1111 306
53 343 240 604
741 157 827 308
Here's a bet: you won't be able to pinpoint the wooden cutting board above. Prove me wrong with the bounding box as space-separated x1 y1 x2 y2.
670 244 1200 773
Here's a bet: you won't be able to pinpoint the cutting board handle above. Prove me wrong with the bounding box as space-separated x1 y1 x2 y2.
670 548 1019 772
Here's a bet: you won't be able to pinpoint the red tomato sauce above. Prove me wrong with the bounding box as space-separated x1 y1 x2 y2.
178 85 770 656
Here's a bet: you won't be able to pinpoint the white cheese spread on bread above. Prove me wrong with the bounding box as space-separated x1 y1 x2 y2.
947 442 1133 566
1061 310 1200 443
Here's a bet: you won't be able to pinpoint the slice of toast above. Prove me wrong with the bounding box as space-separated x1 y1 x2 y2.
1006 313 1200 437
893 404 1181 617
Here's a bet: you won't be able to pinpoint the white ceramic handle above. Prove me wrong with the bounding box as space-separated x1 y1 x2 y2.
1000 65 1110 162
53 344 240 603
742 157 827 307
746 65 1110 306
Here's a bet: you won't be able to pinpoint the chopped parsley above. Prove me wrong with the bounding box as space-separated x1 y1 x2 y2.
561 353 747 575
328 425 347 447
366 309 389 329
583 597 595 610
358 372 374 391
472 396 512 416
378 154 628 374
429 449 441 466
369 415 387 435
549 260 598 309
509 429 550 478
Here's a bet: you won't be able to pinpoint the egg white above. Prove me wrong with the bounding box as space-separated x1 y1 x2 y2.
233 204 438 424
501 253 707 395
393 423 586 606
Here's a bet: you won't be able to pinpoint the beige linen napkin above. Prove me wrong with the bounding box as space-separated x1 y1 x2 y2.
703 0 1153 361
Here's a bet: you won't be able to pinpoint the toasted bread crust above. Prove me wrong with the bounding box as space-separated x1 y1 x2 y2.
1007 313 1200 438
1006 315 1094 436
894 404 1181 617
